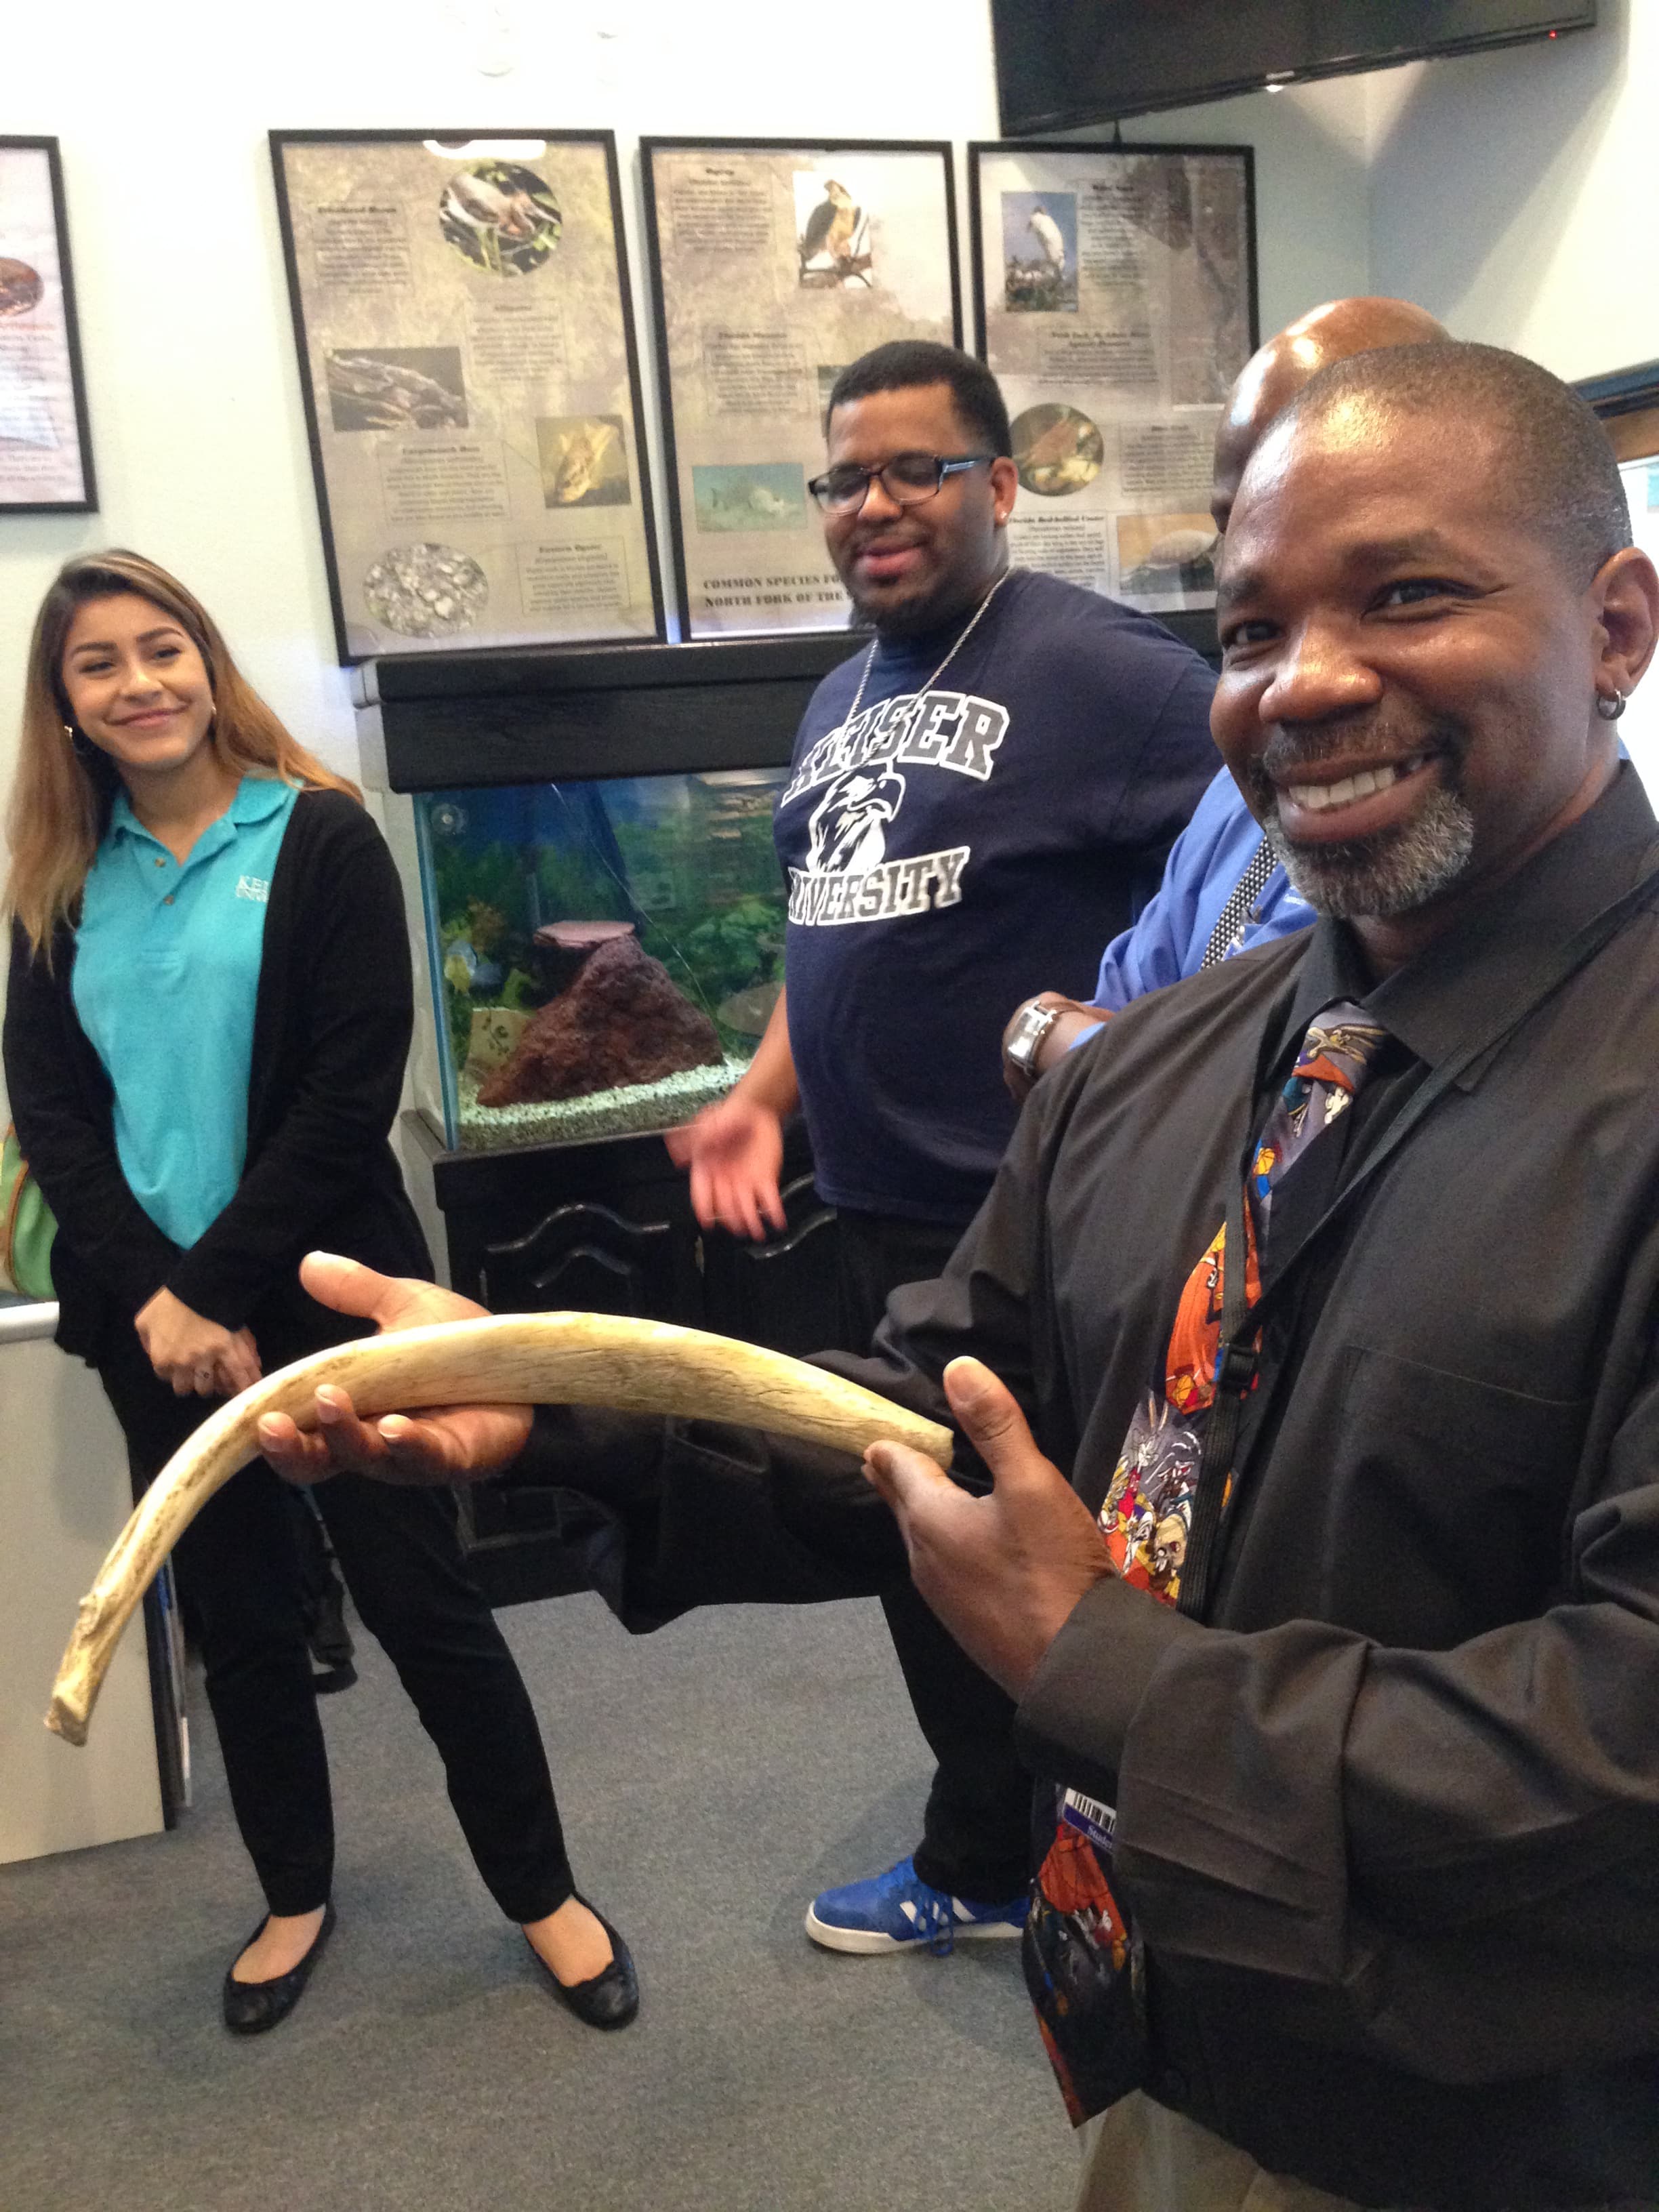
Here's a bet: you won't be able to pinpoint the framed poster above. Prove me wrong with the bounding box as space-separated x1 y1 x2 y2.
271 130 664 663
969 144 1256 617
0 138 97 512
641 138 960 639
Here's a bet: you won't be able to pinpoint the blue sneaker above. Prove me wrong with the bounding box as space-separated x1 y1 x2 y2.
804 1856 1029 1956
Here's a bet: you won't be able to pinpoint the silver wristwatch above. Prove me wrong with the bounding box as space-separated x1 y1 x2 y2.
1005 996 1063 1084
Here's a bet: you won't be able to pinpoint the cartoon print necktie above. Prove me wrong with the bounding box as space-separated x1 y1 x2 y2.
1149 998 1390 1513
1025 998 1391 2128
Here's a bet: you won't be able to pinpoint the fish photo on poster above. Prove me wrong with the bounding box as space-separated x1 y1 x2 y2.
692 462 807 533
536 414 631 508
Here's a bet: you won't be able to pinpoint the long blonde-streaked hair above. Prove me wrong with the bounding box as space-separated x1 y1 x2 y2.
5 548 362 956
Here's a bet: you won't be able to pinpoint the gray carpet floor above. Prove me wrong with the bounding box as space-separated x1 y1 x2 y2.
1 1591 1076 2211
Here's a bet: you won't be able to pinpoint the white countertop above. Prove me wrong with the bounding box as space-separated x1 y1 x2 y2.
0 1298 60 1346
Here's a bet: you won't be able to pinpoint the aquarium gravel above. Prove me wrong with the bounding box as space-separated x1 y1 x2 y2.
456 1057 748 1153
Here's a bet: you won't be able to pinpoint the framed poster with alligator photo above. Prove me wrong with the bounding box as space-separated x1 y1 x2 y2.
270 129 663 662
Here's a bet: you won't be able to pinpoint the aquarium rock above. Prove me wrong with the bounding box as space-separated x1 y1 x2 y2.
479 934 722 1107
465 1005 531 1078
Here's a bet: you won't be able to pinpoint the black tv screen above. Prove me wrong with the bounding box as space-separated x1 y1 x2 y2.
991 0 1596 136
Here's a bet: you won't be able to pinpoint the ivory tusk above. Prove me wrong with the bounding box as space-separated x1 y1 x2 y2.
45 1313 953 1748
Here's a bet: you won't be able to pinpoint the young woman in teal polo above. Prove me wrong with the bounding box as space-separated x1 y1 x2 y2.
3 551 636 2035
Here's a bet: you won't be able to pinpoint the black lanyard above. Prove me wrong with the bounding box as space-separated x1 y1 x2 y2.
1177 849 1659 1621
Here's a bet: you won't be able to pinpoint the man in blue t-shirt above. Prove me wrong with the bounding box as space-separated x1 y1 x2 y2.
670 341 1216 1246
668 340 1219 1933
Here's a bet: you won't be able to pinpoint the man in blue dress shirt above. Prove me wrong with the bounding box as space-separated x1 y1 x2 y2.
997 297 1446 1107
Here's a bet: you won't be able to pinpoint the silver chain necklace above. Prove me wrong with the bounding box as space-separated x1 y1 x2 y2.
841 567 1014 729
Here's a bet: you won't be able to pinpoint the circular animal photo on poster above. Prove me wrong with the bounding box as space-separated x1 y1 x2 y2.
1012 403 1104 498
439 160 561 277
0 259 45 318
363 544 489 638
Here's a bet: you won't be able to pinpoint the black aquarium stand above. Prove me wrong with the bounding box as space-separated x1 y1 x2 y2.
400 1110 840 1607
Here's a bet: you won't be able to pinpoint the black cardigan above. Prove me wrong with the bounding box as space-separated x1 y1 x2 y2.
4 787 430 1362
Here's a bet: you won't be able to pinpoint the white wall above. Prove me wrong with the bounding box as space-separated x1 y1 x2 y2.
1083 77 1374 345
1 0 1382 827
0 0 1001 813
5 1 1653 817
1368 0 1657 378
4 0 1654 925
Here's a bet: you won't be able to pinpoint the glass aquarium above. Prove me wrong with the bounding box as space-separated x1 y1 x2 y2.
411 769 787 1152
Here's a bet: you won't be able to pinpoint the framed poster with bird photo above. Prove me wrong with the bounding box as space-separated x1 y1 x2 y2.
640 138 961 639
270 129 664 662
0 137 98 512
969 142 1256 619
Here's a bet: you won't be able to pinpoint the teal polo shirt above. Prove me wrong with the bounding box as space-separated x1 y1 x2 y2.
73 775 300 1250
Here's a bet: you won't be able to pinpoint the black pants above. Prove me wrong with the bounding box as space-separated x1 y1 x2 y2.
836 1209 1033 1902
98 1324 574 1923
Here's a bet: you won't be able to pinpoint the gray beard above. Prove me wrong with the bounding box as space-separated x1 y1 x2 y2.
1262 781 1477 919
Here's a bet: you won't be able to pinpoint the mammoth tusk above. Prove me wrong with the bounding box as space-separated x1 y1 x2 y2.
46 1313 953 1748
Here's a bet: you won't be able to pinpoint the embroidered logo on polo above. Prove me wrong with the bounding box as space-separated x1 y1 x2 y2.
234 875 270 903
781 687 1008 930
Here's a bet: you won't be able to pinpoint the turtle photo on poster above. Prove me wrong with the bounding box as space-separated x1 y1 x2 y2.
271 129 663 659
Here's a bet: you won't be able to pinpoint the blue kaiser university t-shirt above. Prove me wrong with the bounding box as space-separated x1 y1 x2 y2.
73 775 300 1250
773 567 1216 1226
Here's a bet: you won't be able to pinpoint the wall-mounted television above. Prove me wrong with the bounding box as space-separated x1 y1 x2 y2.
991 0 1596 136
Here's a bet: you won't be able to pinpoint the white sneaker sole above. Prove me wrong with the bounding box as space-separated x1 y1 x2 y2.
803 1903 1025 1954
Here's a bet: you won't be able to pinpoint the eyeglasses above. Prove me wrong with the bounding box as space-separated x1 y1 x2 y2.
806 451 994 515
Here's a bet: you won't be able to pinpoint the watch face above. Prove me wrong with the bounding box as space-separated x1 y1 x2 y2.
1008 1002 1050 1071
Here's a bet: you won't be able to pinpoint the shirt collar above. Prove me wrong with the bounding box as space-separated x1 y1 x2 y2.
228 775 295 824
108 774 293 845
870 568 1023 674
1282 762 1658 1073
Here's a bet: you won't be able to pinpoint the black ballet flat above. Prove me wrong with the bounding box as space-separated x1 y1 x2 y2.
524 1902 638 2031
222 1902 335 2035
